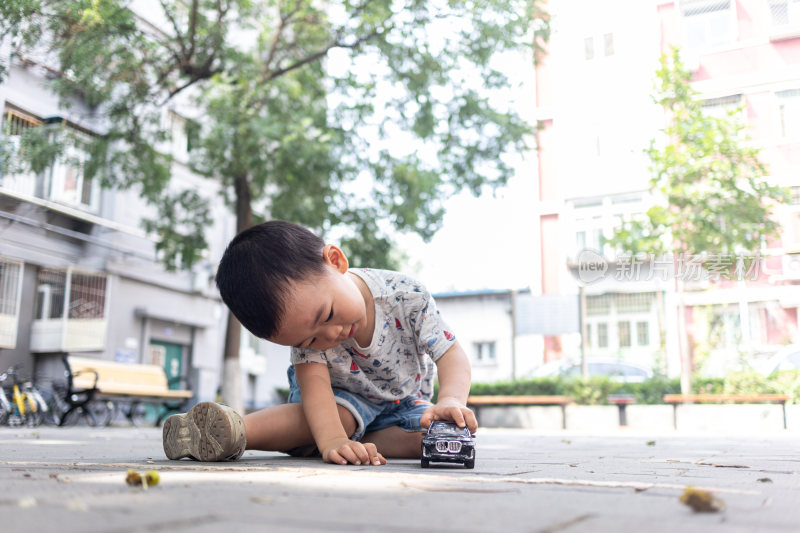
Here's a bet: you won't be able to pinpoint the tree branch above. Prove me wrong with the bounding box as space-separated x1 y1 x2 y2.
263 27 383 84
158 0 188 59
188 0 199 59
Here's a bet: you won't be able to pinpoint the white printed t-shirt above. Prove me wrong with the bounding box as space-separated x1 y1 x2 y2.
291 268 457 403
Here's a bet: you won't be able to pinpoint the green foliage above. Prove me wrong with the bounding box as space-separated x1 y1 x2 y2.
467 375 766 405
608 47 788 258
1 0 550 269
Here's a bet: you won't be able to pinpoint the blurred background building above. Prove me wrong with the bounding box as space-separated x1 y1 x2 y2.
534 0 800 378
0 5 288 408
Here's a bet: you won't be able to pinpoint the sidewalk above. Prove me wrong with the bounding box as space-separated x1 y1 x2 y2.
1 425 798 532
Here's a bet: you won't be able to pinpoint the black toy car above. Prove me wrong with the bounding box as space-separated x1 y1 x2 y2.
421 421 475 469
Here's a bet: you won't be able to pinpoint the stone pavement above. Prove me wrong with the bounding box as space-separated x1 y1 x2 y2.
0 425 798 533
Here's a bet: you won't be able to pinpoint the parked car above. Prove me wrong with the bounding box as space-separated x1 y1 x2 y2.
756 344 800 376
421 421 475 469
526 358 653 383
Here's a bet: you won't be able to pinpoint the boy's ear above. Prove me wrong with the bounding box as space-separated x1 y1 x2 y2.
322 244 349 274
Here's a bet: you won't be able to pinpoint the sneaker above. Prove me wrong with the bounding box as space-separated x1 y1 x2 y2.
162 402 246 461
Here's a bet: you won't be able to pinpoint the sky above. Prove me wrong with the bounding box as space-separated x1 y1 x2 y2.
395 47 539 295
398 151 540 294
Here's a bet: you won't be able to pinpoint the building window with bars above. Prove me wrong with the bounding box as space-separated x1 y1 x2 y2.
637 321 650 346
0 258 24 349
680 0 736 51
597 323 609 348
1 108 100 212
769 0 800 32
702 94 745 123
1 107 42 197
31 268 108 352
618 321 632 348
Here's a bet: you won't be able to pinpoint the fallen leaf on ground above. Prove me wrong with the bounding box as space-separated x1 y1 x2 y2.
680 486 725 513
125 469 160 490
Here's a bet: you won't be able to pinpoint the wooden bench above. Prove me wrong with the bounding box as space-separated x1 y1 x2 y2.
663 393 792 429
61 355 193 426
467 395 574 429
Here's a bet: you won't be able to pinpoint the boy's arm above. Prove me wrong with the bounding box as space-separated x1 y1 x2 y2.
294 362 385 466
419 341 479 433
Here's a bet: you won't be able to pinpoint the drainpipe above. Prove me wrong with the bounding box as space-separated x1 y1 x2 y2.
510 289 518 381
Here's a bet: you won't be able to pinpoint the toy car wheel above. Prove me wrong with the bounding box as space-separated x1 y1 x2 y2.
464 458 475 469
421 458 430 468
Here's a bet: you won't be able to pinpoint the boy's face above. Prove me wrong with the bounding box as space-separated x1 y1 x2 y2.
269 245 368 351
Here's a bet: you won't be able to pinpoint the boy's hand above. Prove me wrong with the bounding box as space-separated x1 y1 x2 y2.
420 396 478 434
319 437 386 466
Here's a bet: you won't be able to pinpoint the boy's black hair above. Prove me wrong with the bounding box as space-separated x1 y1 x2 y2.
215 220 326 339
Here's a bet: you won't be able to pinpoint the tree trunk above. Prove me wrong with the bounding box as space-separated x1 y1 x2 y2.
219 173 253 414
676 273 691 396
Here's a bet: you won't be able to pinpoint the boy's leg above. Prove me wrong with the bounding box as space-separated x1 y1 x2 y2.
163 401 358 461
362 426 423 458
244 402 357 451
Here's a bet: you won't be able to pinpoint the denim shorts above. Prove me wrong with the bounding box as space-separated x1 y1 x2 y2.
286 365 432 444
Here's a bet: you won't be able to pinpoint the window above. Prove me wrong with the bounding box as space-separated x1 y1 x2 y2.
2 109 100 212
597 323 608 348
616 293 654 314
68 272 107 319
48 126 99 212
604 33 614 56
0 258 23 348
576 230 586 252
473 341 496 365
769 0 800 30
778 89 800 138
637 321 650 346
34 269 106 320
35 270 67 320
1 107 41 196
585 324 592 348
681 0 735 51
702 94 744 121
618 321 631 348
584 37 594 60
587 295 613 316
791 185 800 205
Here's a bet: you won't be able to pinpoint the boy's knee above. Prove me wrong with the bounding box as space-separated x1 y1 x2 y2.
337 404 358 437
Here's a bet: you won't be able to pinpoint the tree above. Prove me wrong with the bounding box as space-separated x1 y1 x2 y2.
609 48 787 394
1 0 550 412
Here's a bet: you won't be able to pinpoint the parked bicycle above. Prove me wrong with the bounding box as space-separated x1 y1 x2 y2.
36 377 114 427
0 367 47 427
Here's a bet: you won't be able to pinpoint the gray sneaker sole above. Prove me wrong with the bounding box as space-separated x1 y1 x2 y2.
162 402 246 461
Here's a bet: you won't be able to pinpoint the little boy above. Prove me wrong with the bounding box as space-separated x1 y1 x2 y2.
163 220 477 465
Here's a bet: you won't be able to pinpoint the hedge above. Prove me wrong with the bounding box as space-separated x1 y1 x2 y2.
464 369 800 405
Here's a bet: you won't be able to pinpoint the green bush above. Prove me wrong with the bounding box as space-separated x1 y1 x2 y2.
467 374 791 405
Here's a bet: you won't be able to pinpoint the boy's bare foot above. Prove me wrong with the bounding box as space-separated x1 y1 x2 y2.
163 402 246 461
